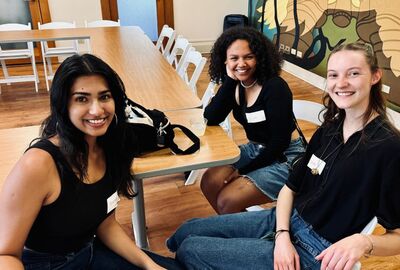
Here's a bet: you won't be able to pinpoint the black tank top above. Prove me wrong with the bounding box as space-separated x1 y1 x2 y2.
25 140 117 254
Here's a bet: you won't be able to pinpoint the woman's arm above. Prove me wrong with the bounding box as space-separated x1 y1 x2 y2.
274 185 301 270
204 76 237 125
316 229 400 270
0 149 55 269
96 213 165 270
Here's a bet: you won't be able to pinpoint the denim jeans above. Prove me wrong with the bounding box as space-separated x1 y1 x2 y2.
233 138 305 200
167 208 331 270
22 238 183 270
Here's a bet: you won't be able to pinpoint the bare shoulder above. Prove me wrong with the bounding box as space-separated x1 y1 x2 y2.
0 148 59 259
2 147 58 198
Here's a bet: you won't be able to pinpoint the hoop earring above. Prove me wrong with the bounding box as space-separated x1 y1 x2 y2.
114 114 118 126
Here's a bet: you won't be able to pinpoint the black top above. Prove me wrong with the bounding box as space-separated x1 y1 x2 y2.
204 76 295 174
287 116 400 243
25 140 116 254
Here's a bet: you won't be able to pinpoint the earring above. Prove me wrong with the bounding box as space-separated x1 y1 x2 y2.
114 114 118 126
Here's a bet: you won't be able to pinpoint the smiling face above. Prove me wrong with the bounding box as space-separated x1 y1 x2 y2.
68 75 115 142
326 50 381 117
226 39 257 84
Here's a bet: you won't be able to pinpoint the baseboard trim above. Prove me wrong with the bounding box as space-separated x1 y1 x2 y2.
282 60 326 91
189 39 214 54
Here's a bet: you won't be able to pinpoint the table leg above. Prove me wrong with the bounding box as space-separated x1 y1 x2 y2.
132 177 149 249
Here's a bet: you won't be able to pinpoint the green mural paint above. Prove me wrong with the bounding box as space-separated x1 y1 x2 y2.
311 15 359 77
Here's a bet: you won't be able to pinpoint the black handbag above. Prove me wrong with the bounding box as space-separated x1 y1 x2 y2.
290 114 308 172
124 96 200 155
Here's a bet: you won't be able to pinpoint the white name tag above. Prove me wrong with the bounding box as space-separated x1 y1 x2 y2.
307 154 326 175
107 191 120 214
246 110 266 123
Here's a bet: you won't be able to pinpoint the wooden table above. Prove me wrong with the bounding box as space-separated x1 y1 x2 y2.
132 109 240 248
0 109 240 248
0 26 201 111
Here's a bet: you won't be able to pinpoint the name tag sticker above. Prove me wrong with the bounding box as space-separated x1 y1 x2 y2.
246 110 266 123
107 191 120 214
307 154 326 175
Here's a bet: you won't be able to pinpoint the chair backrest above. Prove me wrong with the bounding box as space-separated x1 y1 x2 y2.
0 23 33 52
387 107 400 130
166 35 192 71
0 23 31 32
155 25 176 58
201 82 216 109
85 19 120 28
38 21 78 52
293 99 324 126
38 21 76 30
177 47 207 95
201 82 233 138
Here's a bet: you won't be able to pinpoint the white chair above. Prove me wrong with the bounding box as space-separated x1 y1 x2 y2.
177 47 207 95
293 99 324 125
0 23 39 93
166 35 192 71
38 21 79 91
84 19 121 53
352 216 378 270
184 82 233 186
155 24 176 59
84 19 120 28
387 107 400 130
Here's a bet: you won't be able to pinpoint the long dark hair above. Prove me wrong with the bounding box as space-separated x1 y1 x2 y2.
41 54 135 198
323 42 387 129
209 26 282 84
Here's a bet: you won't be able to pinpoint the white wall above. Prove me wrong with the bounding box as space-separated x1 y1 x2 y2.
174 0 248 53
47 0 248 52
48 0 101 27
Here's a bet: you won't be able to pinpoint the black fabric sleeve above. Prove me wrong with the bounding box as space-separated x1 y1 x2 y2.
238 77 294 174
376 142 400 230
286 127 323 193
204 77 237 125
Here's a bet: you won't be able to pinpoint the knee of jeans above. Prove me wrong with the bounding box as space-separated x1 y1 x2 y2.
167 218 203 252
176 237 204 265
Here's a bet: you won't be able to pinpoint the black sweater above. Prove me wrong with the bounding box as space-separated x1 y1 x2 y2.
204 76 295 174
287 117 400 243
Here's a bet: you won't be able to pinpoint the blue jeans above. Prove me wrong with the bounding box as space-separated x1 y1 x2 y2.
167 208 331 270
233 138 305 200
22 238 183 270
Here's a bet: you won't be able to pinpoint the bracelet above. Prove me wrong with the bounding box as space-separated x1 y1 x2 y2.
275 229 290 240
362 234 374 257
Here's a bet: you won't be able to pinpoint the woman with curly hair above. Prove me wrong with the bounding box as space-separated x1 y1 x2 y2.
201 26 305 214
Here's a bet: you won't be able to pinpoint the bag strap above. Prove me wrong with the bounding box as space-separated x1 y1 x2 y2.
292 112 308 148
168 124 200 155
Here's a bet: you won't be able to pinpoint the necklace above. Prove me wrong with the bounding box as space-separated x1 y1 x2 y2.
309 121 343 175
310 142 343 175
240 79 257 89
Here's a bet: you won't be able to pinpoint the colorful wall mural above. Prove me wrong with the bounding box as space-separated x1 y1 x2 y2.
249 0 400 107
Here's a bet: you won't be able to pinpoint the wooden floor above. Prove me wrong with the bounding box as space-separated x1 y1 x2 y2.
1 61 399 269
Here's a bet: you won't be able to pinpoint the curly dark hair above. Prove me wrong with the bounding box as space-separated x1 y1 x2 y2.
209 26 282 84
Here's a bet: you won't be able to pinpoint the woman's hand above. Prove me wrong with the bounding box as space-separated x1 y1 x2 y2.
316 234 370 270
273 233 300 270
226 64 238 80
